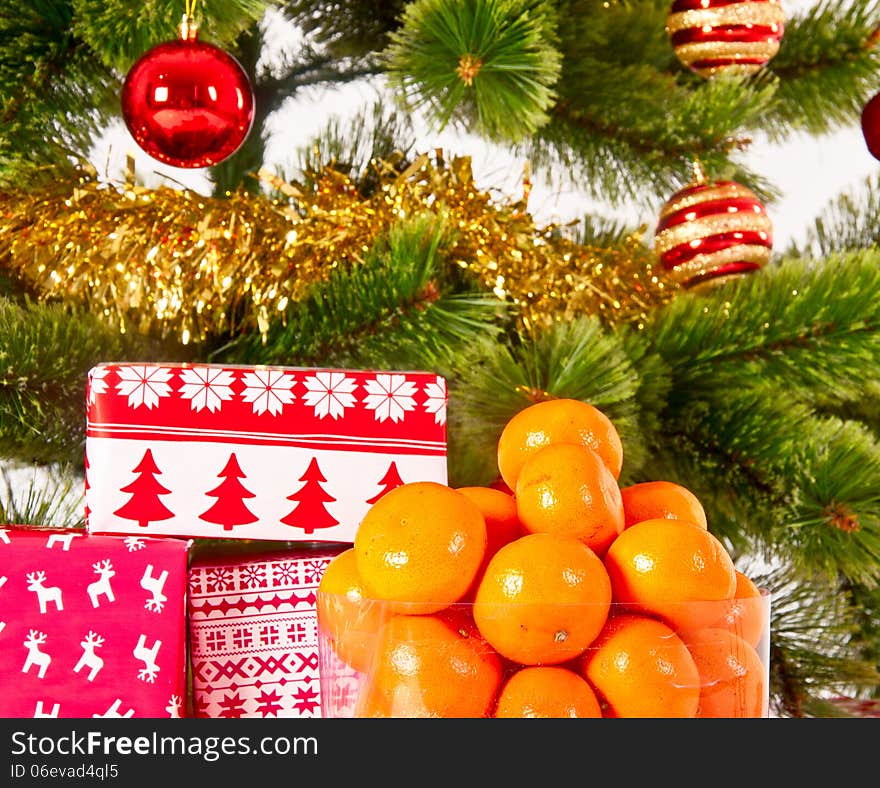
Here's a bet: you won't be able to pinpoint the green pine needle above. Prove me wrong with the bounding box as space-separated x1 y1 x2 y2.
383 0 562 142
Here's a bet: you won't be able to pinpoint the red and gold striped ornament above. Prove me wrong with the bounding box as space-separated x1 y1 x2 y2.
654 164 773 290
666 0 785 78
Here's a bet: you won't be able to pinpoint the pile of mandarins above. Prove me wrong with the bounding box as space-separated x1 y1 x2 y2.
317 398 769 718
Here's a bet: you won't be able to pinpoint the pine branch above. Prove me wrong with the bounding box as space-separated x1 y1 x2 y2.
759 560 880 716
0 297 187 467
213 214 506 371
71 0 272 74
529 71 779 208
616 253 880 584
792 173 880 257
0 1 119 187
644 252 880 405
279 0 407 58
290 100 418 194
448 314 654 486
383 0 563 142
762 0 880 139
0 463 84 529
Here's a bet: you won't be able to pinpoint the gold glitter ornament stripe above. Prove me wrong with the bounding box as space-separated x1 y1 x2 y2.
665 3 785 35
666 243 771 284
659 182 761 216
0 154 680 341
655 211 772 254
673 40 781 68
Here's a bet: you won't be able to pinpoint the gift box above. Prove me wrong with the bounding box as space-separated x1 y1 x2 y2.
0 526 190 718
84 363 448 542
188 544 343 718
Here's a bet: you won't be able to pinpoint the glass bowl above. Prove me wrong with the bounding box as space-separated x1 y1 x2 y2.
317 590 771 718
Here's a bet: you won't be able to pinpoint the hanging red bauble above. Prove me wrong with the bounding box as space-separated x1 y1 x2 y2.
121 15 255 169
666 0 785 78
654 163 773 290
861 91 880 161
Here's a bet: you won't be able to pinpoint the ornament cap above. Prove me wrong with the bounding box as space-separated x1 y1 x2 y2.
691 158 707 186
179 13 199 42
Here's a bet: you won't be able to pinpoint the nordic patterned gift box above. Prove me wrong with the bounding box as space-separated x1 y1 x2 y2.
0 526 190 718
84 363 449 542
188 544 343 718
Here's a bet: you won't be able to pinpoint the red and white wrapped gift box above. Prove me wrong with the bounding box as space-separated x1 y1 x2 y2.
0 526 189 718
84 363 449 542
188 545 342 718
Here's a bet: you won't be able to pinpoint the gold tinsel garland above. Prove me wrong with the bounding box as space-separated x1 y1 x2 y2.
0 152 678 343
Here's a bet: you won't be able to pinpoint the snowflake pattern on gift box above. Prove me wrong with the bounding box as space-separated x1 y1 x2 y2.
255 688 285 717
218 691 246 718
204 567 235 594
302 559 331 585
239 564 268 590
301 371 357 419
271 561 299 586
178 367 236 413
423 375 448 425
88 366 110 404
240 369 296 416
115 366 173 409
363 374 417 423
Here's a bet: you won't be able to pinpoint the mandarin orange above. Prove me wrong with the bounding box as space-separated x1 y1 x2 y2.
514 442 624 557
494 666 603 718
472 532 612 666
496 398 624 490
355 611 503 718
684 627 768 718
603 517 736 632
316 547 384 673
354 481 487 615
456 486 523 567
579 613 701 718
703 570 768 649
619 479 708 529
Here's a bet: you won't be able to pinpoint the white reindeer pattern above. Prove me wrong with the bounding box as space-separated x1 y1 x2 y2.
133 634 161 683
26 571 63 613
22 630 51 679
45 533 79 551
73 631 105 681
140 565 168 613
93 698 134 718
87 559 116 607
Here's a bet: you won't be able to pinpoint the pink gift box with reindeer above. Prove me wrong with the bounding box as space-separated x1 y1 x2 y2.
0 526 189 718
83 362 448 542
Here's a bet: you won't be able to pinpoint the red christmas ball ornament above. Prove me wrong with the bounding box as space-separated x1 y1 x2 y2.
666 0 785 78
121 15 255 169
654 163 773 290
861 91 880 161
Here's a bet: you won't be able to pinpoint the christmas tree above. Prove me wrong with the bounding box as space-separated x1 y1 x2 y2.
2 0 880 718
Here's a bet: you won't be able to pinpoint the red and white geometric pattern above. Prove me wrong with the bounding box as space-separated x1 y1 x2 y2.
188 548 342 718
85 363 449 542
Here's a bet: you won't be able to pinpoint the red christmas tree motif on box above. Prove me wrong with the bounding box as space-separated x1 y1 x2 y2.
85 363 449 541
281 457 339 535
199 453 258 532
366 460 404 505
113 449 174 528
